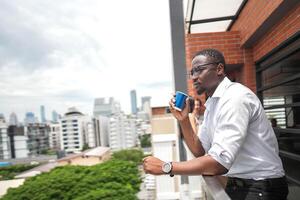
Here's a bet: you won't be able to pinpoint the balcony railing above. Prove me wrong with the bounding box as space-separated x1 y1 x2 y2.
201 176 230 200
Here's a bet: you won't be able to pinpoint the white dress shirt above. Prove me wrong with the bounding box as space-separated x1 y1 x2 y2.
198 77 285 179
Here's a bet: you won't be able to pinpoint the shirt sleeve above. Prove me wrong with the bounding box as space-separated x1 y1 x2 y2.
208 93 254 170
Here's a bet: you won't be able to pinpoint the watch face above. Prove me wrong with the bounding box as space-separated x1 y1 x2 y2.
162 162 172 173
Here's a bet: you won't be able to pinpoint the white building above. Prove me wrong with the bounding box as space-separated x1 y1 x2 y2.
82 116 97 148
0 116 10 159
93 97 120 117
13 134 29 158
60 108 86 153
151 106 204 200
7 126 29 159
49 122 61 150
9 112 18 126
109 113 137 151
60 107 101 153
94 116 110 147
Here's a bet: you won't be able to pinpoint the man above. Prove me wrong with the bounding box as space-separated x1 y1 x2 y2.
143 49 288 199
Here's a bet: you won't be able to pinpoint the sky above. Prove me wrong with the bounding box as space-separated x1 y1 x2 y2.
0 0 177 121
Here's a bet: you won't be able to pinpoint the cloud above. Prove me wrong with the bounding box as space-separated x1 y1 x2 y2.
0 0 174 119
0 0 105 72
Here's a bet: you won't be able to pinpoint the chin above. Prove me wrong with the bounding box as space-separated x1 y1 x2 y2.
196 88 205 95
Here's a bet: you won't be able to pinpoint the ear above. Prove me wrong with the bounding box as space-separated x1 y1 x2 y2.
216 63 225 76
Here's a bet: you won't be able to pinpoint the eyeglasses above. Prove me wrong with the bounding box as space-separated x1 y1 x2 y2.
187 62 220 79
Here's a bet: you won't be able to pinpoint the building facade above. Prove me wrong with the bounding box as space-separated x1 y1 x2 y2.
49 122 61 150
93 97 120 117
130 90 138 114
9 112 18 126
0 116 10 159
151 106 204 200
60 108 102 153
109 112 137 151
40 105 46 123
7 126 29 159
183 0 300 196
60 108 85 153
25 123 50 156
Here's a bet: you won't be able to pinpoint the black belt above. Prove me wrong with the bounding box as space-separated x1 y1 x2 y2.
227 176 287 188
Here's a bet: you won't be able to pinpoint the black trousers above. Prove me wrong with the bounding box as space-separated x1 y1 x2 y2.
225 176 289 200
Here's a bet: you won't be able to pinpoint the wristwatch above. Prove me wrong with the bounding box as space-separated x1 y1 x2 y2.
162 162 174 177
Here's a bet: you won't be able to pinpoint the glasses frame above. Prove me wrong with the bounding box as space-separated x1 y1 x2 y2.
188 61 220 79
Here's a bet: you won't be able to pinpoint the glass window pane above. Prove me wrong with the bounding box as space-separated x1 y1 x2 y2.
261 50 300 87
191 20 231 33
192 0 244 20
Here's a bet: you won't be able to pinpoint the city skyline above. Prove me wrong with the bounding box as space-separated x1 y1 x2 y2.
0 91 157 123
0 0 174 122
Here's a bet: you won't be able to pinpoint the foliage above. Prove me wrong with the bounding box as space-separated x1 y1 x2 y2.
1 154 142 200
0 164 39 180
139 134 152 148
81 143 90 151
112 149 144 164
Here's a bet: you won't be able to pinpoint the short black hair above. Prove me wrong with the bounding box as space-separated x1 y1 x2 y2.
192 48 226 70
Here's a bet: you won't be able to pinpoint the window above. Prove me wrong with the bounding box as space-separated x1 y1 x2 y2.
256 34 300 185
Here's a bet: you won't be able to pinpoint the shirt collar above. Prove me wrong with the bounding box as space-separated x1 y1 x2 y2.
204 77 232 109
211 77 232 98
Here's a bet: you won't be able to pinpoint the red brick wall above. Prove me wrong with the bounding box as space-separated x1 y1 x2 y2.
231 0 284 46
152 107 167 116
184 2 299 96
185 31 257 96
253 5 300 61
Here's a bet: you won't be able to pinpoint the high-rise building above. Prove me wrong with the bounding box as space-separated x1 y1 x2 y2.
60 108 85 153
26 123 50 156
24 112 36 124
141 96 151 108
93 97 120 117
139 96 152 121
130 90 138 114
0 114 5 123
52 110 59 122
109 113 137 151
49 122 60 150
93 116 110 147
40 105 46 123
60 107 99 153
7 126 29 159
9 112 18 126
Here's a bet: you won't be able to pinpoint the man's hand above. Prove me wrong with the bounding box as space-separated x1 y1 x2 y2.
143 156 164 175
169 94 190 121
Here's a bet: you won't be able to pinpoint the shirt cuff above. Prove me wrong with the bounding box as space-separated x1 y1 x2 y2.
207 144 232 170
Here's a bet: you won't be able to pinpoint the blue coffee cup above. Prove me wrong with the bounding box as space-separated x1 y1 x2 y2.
174 91 188 111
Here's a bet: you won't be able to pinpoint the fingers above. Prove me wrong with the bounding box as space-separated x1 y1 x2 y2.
169 94 176 112
182 97 190 113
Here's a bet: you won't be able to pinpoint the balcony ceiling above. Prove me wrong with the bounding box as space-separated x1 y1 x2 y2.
184 0 248 34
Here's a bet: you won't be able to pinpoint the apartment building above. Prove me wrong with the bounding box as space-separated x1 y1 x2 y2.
151 106 203 200
26 123 50 156
0 116 10 159
109 112 137 151
49 122 60 150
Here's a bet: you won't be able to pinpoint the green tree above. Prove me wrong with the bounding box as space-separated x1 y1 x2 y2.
112 149 144 164
0 164 39 180
139 134 151 148
1 159 142 200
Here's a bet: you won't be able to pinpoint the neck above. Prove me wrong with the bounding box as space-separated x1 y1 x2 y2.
206 76 225 97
